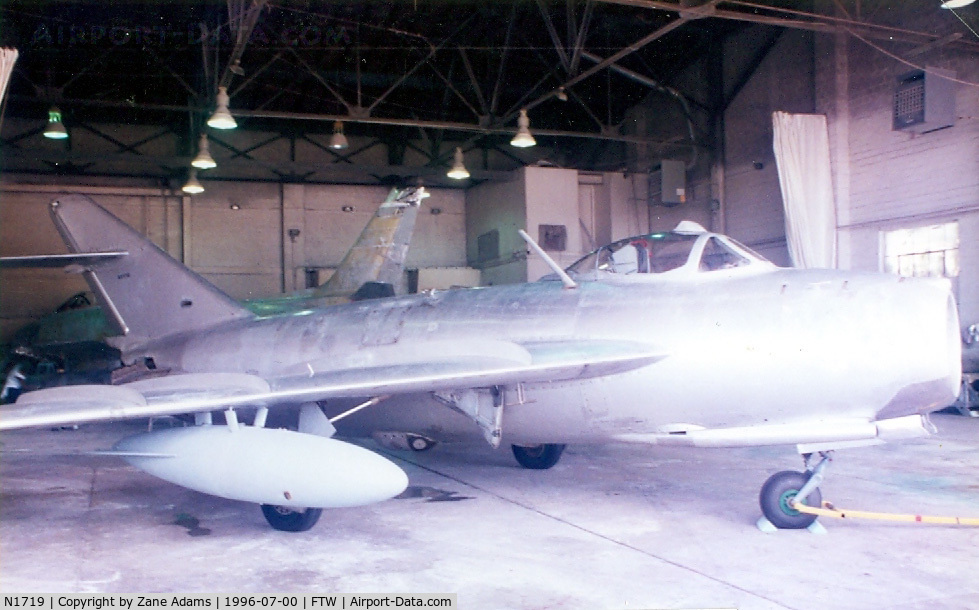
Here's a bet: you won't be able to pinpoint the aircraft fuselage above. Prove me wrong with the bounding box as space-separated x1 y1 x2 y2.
134 265 961 447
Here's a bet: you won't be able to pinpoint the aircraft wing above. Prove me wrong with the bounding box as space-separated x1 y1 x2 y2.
0 339 666 431
0 251 128 269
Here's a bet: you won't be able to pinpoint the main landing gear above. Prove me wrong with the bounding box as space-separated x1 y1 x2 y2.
511 443 566 470
759 452 832 529
261 504 323 532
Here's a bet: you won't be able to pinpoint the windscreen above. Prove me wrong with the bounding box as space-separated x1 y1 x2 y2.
566 233 700 278
699 237 751 271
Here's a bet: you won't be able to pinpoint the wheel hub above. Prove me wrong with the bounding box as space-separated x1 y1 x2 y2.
778 490 802 516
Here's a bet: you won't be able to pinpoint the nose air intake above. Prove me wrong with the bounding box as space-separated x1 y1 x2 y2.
875 281 962 420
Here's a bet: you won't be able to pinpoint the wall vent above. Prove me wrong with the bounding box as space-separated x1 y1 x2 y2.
893 67 956 133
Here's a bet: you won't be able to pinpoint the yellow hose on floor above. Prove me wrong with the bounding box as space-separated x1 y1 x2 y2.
794 500 979 526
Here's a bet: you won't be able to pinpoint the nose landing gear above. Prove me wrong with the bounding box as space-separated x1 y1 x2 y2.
759 452 832 530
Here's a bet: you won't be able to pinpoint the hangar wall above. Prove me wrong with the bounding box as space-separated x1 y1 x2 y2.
813 5 979 329
635 28 815 268
720 29 814 268
645 5 976 332
464 171 527 286
465 167 651 285
1 166 650 338
0 179 465 341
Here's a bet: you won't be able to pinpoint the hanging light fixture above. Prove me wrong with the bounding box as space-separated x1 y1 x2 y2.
191 134 217 169
330 121 349 150
43 106 68 139
510 108 536 148
207 86 237 129
182 169 205 194
940 0 975 7
447 147 470 180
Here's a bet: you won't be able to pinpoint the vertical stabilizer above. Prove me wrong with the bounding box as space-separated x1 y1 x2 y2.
49 194 253 347
314 186 427 298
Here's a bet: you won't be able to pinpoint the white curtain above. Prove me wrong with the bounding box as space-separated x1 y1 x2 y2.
772 111 837 269
0 48 18 132
0 48 17 99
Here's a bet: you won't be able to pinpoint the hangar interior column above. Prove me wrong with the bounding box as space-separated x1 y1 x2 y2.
281 184 306 293
465 166 650 285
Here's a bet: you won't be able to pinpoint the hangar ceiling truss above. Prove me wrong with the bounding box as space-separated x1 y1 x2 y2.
0 0 975 186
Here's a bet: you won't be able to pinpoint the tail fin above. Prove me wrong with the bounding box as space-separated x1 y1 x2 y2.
314 186 427 298
49 194 253 347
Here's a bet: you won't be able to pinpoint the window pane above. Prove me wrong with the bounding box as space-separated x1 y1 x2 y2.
881 221 958 280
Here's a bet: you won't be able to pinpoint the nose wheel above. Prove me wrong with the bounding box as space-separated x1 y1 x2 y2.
759 452 831 529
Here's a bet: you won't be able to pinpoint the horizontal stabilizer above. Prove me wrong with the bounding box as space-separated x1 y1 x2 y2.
0 340 666 431
0 251 128 269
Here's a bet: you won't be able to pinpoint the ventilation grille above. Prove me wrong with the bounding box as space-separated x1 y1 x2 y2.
893 68 956 134
894 73 926 129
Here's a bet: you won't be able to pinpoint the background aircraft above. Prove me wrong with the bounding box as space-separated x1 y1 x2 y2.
0 194 961 532
954 324 979 415
0 186 426 402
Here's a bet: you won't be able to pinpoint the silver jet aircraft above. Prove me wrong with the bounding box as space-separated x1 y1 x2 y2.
0 195 961 532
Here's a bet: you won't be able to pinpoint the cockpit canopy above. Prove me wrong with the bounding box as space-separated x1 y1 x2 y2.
565 222 771 280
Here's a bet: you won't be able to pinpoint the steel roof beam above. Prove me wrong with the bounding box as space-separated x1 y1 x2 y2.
596 0 979 52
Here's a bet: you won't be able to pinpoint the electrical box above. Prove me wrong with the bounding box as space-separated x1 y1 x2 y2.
660 159 686 206
893 67 956 133
538 224 567 251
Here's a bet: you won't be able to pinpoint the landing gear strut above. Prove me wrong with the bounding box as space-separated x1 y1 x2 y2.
511 443 566 470
261 504 323 532
759 452 831 529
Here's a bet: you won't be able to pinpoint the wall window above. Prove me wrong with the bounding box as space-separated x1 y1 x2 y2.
881 221 959 279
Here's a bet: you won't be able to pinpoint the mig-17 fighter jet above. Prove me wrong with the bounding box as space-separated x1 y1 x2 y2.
0 195 960 532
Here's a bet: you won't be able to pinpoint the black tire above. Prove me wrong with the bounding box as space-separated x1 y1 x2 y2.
759 470 821 529
261 505 323 532
511 443 566 470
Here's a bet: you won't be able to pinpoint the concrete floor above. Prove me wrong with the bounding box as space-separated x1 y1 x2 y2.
2 412 978 609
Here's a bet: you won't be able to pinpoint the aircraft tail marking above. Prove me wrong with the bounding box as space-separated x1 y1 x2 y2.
315 186 426 298
49 194 253 346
